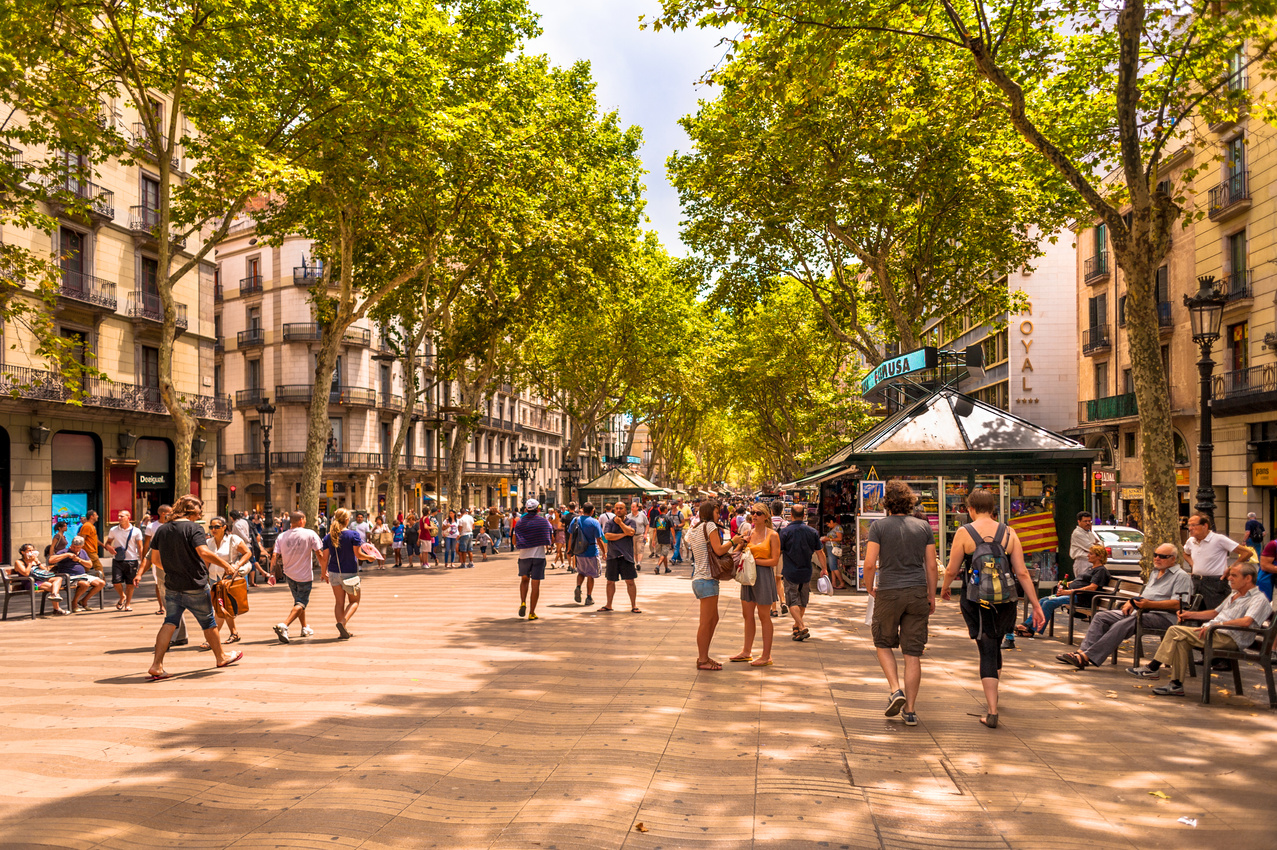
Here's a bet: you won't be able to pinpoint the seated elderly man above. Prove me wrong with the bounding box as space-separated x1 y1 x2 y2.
11 543 71 615
1056 542 1192 669
1127 559 1272 696
49 535 106 612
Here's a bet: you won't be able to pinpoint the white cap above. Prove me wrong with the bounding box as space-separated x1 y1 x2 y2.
525 499 540 511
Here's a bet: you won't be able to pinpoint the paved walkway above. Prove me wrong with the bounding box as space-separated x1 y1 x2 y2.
2 552 1274 849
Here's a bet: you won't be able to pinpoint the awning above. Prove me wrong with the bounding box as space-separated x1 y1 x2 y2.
780 467 855 490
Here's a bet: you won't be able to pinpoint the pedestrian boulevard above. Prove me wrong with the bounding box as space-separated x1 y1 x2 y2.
1 554 1274 849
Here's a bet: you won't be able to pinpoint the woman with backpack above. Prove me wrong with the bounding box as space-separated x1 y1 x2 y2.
941 489 1044 729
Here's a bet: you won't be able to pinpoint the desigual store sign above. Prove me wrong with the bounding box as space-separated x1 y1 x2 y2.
138 472 169 487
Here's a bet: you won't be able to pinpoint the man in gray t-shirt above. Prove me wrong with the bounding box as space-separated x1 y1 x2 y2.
861 481 938 726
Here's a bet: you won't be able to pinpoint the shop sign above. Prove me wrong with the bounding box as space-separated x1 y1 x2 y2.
1253 462 1277 487
1098 470 1117 485
137 473 169 487
1120 487 1144 501
1175 467 1190 487
860 347 938 395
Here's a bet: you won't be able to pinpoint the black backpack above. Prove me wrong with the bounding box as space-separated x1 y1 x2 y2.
962 522 1017 605
568 517 591 556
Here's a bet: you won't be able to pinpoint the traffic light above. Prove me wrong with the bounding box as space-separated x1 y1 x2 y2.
1092 472 1102 494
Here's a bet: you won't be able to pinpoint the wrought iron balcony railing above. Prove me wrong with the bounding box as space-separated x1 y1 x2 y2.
1209 171 1250 219
57 269 117 311
126 290 188 329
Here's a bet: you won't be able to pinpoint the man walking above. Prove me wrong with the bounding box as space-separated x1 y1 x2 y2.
78 510 103 577
146 495 243 680
652 504 674 574
271 511 323 644
514 499 552 620
458 508 475 567
105 510 144 612
779 505 826 641
570 503 605 606
352 511 372 542
861 481 937 727
602 501 640 613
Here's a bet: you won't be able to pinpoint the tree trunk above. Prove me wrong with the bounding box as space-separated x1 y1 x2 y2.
446 417 471 510
384 316 429 521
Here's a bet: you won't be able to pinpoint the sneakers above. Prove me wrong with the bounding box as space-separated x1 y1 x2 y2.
273 623 290 644
519 603 527 618
1126 665 1160 680
301 626 314 637
1002 637 1016 651
574 586 582 604
903 711 918 727
664 567 672 574
1152 682 1185 696
885 689 906 717
584 595 594 606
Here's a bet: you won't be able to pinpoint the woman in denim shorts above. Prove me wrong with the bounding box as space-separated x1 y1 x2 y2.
689 501 733 671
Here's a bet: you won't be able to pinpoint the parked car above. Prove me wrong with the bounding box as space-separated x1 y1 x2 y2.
1094 525 1145 576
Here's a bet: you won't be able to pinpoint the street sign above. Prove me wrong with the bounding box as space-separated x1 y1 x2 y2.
860 347 938 395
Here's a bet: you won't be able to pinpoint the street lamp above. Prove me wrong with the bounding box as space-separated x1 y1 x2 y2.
1184 275 1226 517
558 455 582 504
255 398 278 551
511 443 537 506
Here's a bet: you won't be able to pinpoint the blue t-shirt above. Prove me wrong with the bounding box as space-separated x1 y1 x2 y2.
1258 566 1273 601
322 528 363 573
570 515 604 558
52 547 88 576
393 524 405 543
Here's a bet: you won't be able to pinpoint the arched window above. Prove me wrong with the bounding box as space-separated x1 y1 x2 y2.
1089 437 1113 467
1173 432 1190 466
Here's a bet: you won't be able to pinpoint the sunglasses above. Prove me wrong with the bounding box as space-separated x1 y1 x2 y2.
1154 553 1175 559
751 510 766 516
210 524 225 530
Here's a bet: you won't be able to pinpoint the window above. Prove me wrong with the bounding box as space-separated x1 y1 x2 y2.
141 346 160 403
1227 135 1246 178
1155 266 1169 303
1094 362 1109 398
1228 230 1248 278
1173 432 1190 466
981 329 1008 365
1161 345 1171 385
328 418 343 453
141 175 160 213
59 227 85 287
381 422 392 459
248 420 260 455
246 306 261 330
1094 223 1107 255
214 313 222 342
1088 293 1108 329
1124 432 1137 458
380 364 391 403
247 256 260 281
1123 368 1133 394
1228 322 1248 372
1118 295 1127 327
246 359 261 390
213 364 222 396
141 256 159 297
1227 46 1246 91
331 356 342 391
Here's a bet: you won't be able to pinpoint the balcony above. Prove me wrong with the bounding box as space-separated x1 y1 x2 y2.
273 384 375 407
0 364 229 421
48 174 114 224
1212 364 1277 416
237 327 265 348
1084 251 1109 284
479 415 518 432
234 453 265 471
342 327 371 347
131 123 180 169
467 461 516 476
293 265 324 287
1157 300 1174 333
214 281 223 303
381 394 405 412
1080 392 1138 424
56 270 117 312
128 206 186 250
239 274 263 296
1217 270 1252 305
126 290 188 335
282 322 323 342
269 451 384 470
1208 171 1251 221
214 338 224 355
235 388 267 408
1082 325 1111 355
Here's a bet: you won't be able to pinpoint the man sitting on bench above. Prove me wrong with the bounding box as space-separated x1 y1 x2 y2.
1057 541 1191 669
1015 544 1110 637
1127 557 1271 696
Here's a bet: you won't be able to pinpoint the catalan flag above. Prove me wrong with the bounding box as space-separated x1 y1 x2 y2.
1010 511 1059 556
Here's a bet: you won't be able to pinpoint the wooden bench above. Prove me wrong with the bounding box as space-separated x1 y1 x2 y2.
1200 615 1277 710
1046 575 1145 646
1 564 71 620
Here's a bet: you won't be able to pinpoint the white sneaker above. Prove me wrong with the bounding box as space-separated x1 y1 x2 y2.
301 626 314 637
273 623 290 644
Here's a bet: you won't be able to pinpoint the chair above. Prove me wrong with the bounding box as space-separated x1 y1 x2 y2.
1 565 71 620
1048 576 1144 646
1201 616 1277 710
1132 592 1201 667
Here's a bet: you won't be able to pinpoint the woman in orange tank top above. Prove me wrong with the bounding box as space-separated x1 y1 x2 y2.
729 502 781 667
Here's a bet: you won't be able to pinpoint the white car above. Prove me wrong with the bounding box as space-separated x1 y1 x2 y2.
1094 525 1145 575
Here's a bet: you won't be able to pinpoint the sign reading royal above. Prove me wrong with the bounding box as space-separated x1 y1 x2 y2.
860 347 939 396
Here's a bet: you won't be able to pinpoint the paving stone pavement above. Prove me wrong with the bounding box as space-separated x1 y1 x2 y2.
1 552 1274 849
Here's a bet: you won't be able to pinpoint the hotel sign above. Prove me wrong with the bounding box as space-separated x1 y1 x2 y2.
860 347 938 396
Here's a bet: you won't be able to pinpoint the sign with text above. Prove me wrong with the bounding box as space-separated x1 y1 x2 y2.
1253 462 1277 487
860 347 938 395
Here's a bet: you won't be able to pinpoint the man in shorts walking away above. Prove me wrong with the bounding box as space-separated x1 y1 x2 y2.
602 501 640 612
146 495 243 680
570 503 605 605
779 504 826 642
861 480 937 727
514 499 553 620
271 511 323 644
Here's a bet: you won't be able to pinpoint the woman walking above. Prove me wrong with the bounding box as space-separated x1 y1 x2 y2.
442 510 460 567
941 489 1044 728
730 502 781 667
403 512 420 568
690 501 732 670
204 516 253 647
321 507 377 639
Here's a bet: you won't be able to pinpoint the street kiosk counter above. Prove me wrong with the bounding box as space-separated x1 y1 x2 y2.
787 390 1095 589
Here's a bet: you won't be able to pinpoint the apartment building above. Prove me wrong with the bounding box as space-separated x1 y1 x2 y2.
921 230 1079 434
0 95 227 562
1193 47 1277 539
214 226 583 515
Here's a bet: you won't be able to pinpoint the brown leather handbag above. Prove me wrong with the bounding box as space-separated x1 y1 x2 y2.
214 575 250 616
703 523 736 582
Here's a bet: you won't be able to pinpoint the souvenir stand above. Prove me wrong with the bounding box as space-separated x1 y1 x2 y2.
787 388 1094 592
576 467 666 507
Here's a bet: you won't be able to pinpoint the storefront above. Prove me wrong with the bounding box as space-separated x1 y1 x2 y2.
51 431 102 532
790 390 1094 590
135 437 174 518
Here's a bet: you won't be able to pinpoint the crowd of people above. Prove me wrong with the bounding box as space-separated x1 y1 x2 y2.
10 484 1274 716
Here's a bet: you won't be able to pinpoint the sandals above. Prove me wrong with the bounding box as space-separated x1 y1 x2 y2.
696 659 722 671
146 671 172 682
1013 624 1034 638
729 654 753 662
226 633 241 644
968 712 998 728
792 629 810 641
749 658 774 667
1056 652 1088 669
597 606 614 612
630 608 642 614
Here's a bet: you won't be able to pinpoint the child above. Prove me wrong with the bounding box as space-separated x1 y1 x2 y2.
476 528 493 562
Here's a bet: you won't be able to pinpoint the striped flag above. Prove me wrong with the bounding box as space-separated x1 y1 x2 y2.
1010 511 1059 555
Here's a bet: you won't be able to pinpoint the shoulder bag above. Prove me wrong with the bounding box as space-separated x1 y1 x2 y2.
702 523 736 582
214 573 250 616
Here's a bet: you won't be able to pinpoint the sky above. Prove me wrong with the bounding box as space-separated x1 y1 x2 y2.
525 1 726 257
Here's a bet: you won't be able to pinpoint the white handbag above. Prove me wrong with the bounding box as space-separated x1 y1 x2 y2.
736 549 757 586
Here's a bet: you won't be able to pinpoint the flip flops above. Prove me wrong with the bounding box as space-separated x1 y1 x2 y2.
729 654 753 662
216 651 244 669
146 671 171 682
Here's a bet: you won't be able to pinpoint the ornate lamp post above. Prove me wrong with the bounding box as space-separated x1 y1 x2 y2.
1184 276 1226 517
511 443 537 505
558 456 582 505
255 398 278 551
